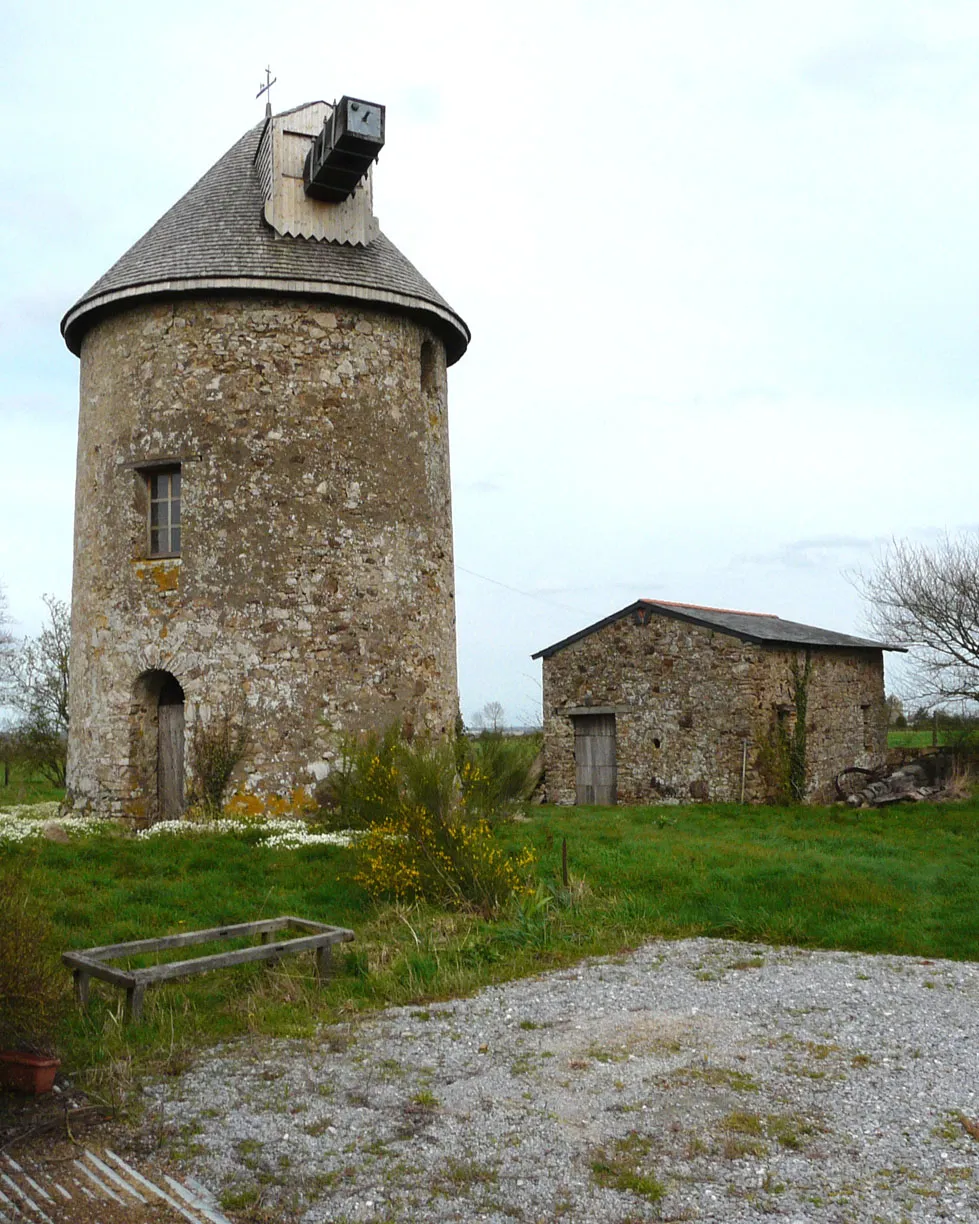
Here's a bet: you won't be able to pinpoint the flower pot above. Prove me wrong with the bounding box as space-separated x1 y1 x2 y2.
0 1051 60 1095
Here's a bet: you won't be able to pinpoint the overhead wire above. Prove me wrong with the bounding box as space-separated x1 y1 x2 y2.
454 564 589 618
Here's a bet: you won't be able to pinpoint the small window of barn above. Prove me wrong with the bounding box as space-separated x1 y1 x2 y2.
420 339 436 396
146 466 181 557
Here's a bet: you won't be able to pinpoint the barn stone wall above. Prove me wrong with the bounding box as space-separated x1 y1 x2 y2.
541 612 887 805
67 295 457 819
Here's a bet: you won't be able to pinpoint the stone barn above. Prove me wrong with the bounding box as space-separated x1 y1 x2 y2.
61 96 469 820
533 599 903 806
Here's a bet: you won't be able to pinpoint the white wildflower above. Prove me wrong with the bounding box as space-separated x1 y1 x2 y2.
0 800 353 849
0 803 114 843
136 817 354 848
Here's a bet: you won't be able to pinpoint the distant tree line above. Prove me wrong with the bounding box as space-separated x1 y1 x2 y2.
0 585 70 786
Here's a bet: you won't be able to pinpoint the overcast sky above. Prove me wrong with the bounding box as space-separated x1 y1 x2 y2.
3 0 978 725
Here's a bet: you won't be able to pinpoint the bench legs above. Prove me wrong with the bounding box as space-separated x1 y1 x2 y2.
314 943 333 984
126 983 146 1021
73 969 90 1009
73 968 145 1019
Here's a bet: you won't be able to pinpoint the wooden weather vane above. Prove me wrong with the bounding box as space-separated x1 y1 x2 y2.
257 66 277 115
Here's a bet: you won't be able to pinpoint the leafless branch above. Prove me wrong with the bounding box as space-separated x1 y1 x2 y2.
854 533 979 708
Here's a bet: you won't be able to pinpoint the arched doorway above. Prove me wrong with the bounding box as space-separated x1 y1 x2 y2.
131 670 185 821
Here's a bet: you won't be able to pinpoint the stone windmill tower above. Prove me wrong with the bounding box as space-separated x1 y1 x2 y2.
61 97 469 821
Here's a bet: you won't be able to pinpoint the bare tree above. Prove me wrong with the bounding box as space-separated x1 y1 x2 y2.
4 595 71 785
0 582 13 681
0 586 18 789
0 723 16 789
884 693 906 727
856 533 979 709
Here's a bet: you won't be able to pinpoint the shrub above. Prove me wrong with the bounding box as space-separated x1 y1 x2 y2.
756 654 812 804
318 724 406 831
0 864 65 1055
10 723 68 789
189 697 249 815
326 726 536 915
356 809 535 916
756 717 792 804
1 594 71 787
458 731 542 824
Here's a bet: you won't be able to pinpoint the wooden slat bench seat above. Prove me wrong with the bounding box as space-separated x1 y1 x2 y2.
63 916 355 1020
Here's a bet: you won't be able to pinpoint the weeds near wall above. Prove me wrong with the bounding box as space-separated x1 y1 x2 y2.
788 652 813 801
756 651 813 803
756 718 792 804
322 726 536 915
189 696 250 816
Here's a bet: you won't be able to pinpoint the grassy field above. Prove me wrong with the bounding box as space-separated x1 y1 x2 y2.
887 729 946 748
3 796 979 1101
0 760 65 806
509 801 979 960
886 727 979 748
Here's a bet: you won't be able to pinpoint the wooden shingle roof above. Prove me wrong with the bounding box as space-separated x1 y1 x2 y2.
532 599 906 659
61 112 470 362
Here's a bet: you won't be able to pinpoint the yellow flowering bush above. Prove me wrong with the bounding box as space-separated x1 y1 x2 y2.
357 808 536 915
328 727 536 915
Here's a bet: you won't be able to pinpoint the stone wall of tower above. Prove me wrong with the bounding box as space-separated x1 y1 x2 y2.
67 295 458 819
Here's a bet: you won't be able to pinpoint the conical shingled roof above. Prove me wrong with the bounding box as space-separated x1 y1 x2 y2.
61 114 470 362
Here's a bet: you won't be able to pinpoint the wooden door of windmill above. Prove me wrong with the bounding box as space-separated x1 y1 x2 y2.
573 713 617 805
158 676 185 819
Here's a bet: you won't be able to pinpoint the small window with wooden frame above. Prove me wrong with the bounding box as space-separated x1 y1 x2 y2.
147 466 181 557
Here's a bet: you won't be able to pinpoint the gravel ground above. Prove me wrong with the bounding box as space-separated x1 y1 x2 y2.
144 938 979 1222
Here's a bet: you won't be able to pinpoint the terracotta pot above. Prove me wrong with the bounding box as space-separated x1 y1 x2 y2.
0 1051 60 1095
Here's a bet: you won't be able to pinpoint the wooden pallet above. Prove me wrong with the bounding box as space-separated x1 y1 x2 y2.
0 1147 232 1222
63 917 354 1020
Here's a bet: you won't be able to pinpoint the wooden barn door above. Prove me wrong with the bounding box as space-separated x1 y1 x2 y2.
158 676 185 819
574 713 617 805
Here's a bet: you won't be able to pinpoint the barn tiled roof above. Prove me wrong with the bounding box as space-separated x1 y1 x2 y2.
532 599 906 659
61 113 470 362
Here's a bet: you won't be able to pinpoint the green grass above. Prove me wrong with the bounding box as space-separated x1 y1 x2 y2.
0 760 65 805
887 729 952 748
5 796 979 1102
589 1131 664 1202
503 801 979 961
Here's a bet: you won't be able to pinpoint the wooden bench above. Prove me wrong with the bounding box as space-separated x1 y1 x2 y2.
63 916 355 1020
